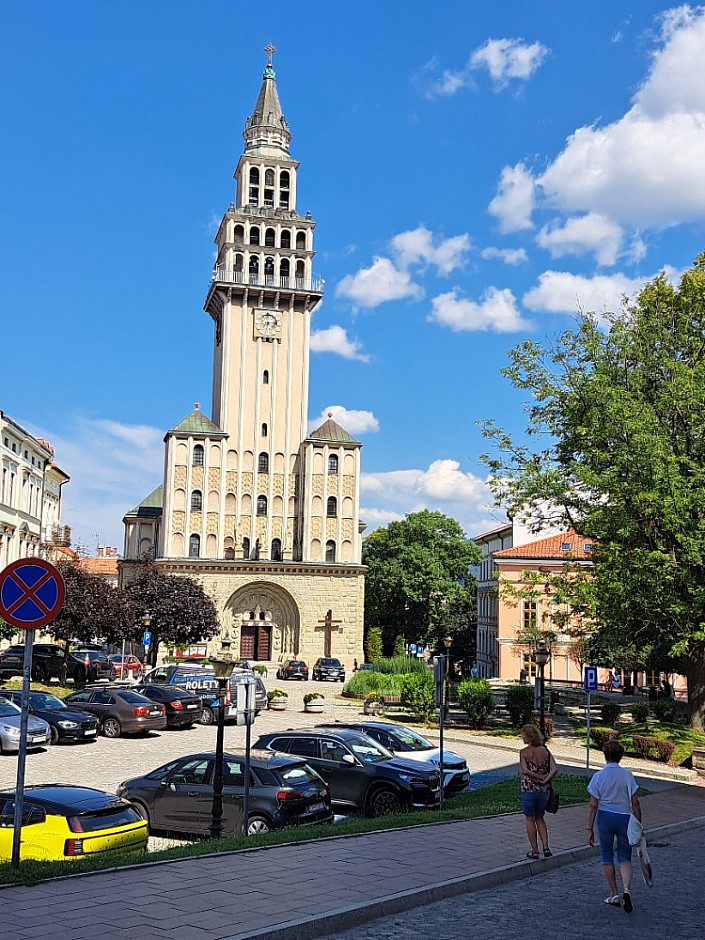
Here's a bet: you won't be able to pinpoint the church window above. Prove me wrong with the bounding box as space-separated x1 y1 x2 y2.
248 168 260 207
258 453 269 473
249 167 260 184
280 230 291 249
234 224 244 244
296 231 306 250
257 495 268 516
264 257 275 284
279 259 290 284
261 423 268 437
279 171 290 209
327 454 338 474
295 260 305 282
190 490 202 511
249 256 259 281
243 537 250 559
265 169 275 186
249 610 255 619
234 253 243 274
271 538 282 561
325 540 336 563
259 610 267 620
192 445 204 467
265 227 276 248
189 534 200 558
263 370 269 384
264 188 274 208
224 547 235 560
327 496 337 517
249 226 260 245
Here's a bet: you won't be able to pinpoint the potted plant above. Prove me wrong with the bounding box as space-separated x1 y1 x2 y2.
363 691 385 716
303 692 325 713
267 688 289 711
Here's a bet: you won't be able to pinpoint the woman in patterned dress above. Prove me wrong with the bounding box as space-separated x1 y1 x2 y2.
519 723 557 859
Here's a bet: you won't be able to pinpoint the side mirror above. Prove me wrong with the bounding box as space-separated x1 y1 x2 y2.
342 753 356 765
169 782 177 791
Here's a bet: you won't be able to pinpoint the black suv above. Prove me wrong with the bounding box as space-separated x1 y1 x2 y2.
0 643 110 683
253 728 441 817
312 658 346 682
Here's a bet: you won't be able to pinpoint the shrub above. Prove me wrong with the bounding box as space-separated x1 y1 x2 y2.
365 691 385 704
631 701 649 724
303 692 324 704
399 671 436 722
600 700 622 728
343 671 407 697
252 664 268 676
632 734 676 762
532 715 554 740
392 634 406 657
267 688 288 701
590 726 620 747
654 698 678 723
365 626 383 663
371 656 428 675
505 683 534 728
655 739 676 762
456 679 494 728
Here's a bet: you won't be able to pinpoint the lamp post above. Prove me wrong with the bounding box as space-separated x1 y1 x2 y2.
209 649 235 840
534 640 551 738
443 634 452 722
141 611 153 670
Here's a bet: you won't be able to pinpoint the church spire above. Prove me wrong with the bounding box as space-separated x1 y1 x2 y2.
243 44 291 158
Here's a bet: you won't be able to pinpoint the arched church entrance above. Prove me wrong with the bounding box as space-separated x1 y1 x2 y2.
224 581 300 662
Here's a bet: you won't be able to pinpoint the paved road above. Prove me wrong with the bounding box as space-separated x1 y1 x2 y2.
319 825 705 940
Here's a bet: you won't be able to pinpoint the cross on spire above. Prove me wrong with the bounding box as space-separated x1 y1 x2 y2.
264 43 276 67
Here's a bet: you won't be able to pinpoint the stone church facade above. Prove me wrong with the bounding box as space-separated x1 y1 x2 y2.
122 51 366 668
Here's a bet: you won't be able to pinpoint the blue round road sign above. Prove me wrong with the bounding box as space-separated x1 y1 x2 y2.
0 558 65 630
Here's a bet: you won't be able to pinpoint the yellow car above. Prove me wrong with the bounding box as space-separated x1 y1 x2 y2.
0 785 148 862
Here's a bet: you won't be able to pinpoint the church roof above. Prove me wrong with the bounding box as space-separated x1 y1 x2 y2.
126 484 163 517
168 408 225 437
307 418 361 445
243 48 292 159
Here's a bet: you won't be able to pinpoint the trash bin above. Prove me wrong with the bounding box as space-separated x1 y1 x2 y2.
549 691 560 712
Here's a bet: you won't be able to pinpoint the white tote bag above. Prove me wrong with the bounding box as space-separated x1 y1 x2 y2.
627 813 643 846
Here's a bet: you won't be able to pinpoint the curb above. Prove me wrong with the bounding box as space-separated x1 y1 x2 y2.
225 815 705 940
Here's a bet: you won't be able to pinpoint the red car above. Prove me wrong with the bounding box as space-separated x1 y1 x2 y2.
108 654 143 680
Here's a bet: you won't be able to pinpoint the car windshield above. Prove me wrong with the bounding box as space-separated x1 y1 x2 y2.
117 691 152 705
0 701 21 718
320 659 340 666
29 693 67 710
385 726 432 751
348 735 392 763
289 662 306 667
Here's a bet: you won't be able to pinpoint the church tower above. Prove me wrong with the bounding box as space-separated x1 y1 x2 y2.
123 48 365 667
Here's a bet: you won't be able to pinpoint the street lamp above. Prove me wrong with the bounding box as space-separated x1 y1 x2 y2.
443 634 452 721
534 639 551 738
209 648 235 840
141 611 153 671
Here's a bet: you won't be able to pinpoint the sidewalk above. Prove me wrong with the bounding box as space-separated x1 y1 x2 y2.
1 781 703 940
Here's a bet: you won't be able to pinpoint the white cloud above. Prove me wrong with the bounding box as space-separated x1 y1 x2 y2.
488 163 536 233
480 246 528 265
521 269 677 320
470 38 549 89
336 256 423 309
310 325 369 362
359 506 405 527
430 287 533 333
536 213 624 266
391 226 471 275
308 405 380 436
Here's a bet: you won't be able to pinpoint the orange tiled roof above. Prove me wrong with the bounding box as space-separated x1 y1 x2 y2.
493 530 594 561
78 557 119 576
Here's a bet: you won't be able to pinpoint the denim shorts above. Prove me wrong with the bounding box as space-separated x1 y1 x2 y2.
521 790 549 817
596 810 632 864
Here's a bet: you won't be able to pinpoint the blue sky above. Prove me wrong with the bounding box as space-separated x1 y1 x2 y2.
3 2 705 553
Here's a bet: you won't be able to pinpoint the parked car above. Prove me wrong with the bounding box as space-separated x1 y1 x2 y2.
0 698 51 753
357 663 374 672
276 660 309 681
131 684 203 728
253 728 442 817
141 663 267 724
312 657 346 682
0 643 109 683
1 690 99 745
64 686 166 737
323 721 470 796
117 750 333 837
108 654 143 680
0 785 147 862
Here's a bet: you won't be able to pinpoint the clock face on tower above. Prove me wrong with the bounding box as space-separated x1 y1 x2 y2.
254 309 282 338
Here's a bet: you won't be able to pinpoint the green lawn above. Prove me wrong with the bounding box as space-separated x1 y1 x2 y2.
574 718 705 765
0 774 593 886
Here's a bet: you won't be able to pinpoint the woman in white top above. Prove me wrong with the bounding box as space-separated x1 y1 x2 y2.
587 739 642 913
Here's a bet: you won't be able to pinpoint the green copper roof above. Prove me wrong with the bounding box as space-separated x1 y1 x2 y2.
307 418 361 445
126 484 163 517
168 409 225 436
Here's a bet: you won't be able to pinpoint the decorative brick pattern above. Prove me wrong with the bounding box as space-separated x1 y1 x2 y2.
312 474 324 496
209 468 220 488
241 472 253 491
326 517 337 538
273 473 285 496
207 513 219 535
190 511 203 529
342 518 353 539
311 517 322 538
172 511 185 533
257 473 269 491
271 518 283 538
174 466 187 487
226 471 238 491
342 475 354 497
192 467 204 488
224 515 235 536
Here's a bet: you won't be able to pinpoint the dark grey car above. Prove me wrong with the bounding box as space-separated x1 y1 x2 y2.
64 686 166 738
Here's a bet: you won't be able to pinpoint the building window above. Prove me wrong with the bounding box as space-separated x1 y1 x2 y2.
263 370 269 384
192 445 204 467
296 231 306 250
258 453 269 473
189 534 200 558
190 490 202 511
325 540 336 563
326 496 337 517
327 454 338 474
271 538 282 561
256 495 267 516
522 600 538 633
261 423 268 437
279 258 290 282
224 547 235 560
265 227 276 248
243 537 250 559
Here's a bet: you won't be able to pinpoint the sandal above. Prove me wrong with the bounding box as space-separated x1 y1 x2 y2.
526 851 540 860
604 896 621 906
623 892 633 914
543 848 553 857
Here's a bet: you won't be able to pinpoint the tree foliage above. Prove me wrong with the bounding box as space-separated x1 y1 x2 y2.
456 678 494 728
480 254 705 729
399 671 436 723
363 510 480 655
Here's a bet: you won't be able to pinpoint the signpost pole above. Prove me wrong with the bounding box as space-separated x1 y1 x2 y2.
11 632 34 868
583 666 598 771
242 679 254 836
586 690 591 771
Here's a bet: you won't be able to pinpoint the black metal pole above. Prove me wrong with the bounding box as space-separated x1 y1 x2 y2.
209 677 227 840
539 662 546 738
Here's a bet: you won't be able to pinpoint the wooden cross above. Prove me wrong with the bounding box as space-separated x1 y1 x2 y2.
316 609 342 658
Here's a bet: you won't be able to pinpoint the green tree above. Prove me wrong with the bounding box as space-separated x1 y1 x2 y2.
399 671 436 723
481 254 705 729
456 678 494 728
0 619 17 643
123 561 219 665
365 626 383 663
363 510 480 654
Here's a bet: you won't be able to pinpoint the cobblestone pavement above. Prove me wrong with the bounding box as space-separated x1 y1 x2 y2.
318 825 705 940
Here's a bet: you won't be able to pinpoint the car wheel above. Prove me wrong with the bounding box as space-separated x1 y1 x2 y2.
102 717 121 738
368 787 404 817
49 725 60 745
247 814 272 835
73 664 87 683
198 707 216 726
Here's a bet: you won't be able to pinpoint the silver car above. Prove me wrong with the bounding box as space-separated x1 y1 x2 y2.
0 698 51 753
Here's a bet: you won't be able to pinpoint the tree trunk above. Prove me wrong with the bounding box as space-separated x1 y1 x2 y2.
687 642 705 732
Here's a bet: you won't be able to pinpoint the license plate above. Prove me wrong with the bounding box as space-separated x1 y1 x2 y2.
149 710 161 717
186 704 199 709
307 802 326 813
84 729 97 736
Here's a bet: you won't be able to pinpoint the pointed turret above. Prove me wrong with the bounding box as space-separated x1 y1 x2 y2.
243 44 291 159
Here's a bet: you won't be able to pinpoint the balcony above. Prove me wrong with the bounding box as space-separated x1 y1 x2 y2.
210 265 324 293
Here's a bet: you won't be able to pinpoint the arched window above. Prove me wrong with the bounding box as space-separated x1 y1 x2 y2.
296 231 306 250
325 540 336 563
234 252 243 274
258 453 269 473
259 610 267 620
280 230 291 249
279 258 290 284
264 256 275 283
190 490 202 511
280 170 290 188
279 171 290 209
263 370 269 384
261 423 268 437
265 227 276 248
248 168 259 207
271 538 282 561
249 168 260 184
224 547 235 560
265 169 275 186
249 226 260 245
327 454 338 474
233 224 244 244
256 495 267 516
189 534 200 558
295 260 305 282
192 444 204 467
249 256 259 281
243 537 250 559
327 496 337 517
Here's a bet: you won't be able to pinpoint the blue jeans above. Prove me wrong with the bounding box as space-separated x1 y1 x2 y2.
521 790 549 817
596 809 632 864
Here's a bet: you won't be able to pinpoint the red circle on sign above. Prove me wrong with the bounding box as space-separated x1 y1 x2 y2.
0 558 65 630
